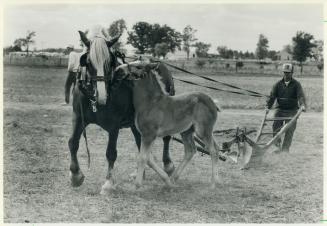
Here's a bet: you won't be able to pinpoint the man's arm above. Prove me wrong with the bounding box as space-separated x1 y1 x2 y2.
67 52 74 72
266 82 278 109
296 82 307 110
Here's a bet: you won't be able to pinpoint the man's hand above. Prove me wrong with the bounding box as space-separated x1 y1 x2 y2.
301 105 306 112
65 94 70 104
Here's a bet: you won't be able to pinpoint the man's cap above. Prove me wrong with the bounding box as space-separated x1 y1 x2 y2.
67 44 74 49
282 63 293 72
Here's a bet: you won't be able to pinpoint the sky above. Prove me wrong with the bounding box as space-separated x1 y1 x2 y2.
3 3 324 53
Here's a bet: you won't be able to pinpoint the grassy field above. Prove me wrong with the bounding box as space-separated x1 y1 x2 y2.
3 66 323 223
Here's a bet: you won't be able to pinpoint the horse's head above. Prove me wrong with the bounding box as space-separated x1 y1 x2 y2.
78 30 121 105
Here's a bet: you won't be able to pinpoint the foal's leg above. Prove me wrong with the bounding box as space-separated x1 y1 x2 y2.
206 135 220 189
101 129 119 194
171 129 196 182
69 113 86 187
162 136 175 176
135 137 153 188
130 125 146 179
131 125 141 150
135 137 173 188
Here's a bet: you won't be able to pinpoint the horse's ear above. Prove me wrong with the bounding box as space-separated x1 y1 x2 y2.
106 34 121 47
78 31 90 48
80 53 88 66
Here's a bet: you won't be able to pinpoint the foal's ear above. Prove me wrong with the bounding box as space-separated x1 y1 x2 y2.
80 53 88 66
145 63 159 72
78 31 90 48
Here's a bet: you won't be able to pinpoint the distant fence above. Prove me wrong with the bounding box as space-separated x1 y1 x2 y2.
165 58 323 77
3 55 68 67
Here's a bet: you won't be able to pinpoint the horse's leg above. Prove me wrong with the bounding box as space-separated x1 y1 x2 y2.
170 128 196 182
100 129 119 195
162 136 175 176
69 113 86 187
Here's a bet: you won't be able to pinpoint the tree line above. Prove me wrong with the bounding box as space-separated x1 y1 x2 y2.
4 19 323 72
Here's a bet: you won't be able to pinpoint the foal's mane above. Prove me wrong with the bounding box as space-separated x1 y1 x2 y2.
147 68 167 95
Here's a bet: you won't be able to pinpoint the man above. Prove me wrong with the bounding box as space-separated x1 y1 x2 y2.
266 63 307 153
64 44 81 104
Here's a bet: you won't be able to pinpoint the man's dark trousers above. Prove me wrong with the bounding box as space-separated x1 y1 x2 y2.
273 109 298 152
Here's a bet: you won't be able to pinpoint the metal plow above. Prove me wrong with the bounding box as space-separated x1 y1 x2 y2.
172 106 304 170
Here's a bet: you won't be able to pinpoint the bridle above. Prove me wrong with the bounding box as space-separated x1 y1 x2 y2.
84 51 115 82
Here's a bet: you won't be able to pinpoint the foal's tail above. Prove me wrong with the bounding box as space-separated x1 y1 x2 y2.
213 98 222 112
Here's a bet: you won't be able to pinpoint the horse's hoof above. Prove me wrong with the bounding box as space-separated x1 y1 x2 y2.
70 171 85 187
129 170 137 180
100 180 116 195
164 162 175 176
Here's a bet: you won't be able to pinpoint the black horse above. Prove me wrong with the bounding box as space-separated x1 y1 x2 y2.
68 30 175 194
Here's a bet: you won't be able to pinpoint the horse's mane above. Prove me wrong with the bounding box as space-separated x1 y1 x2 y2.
89 37 111 77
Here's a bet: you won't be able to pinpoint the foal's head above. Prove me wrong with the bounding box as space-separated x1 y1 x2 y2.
114 62 158 80
78 30 121 105
115 62 174 96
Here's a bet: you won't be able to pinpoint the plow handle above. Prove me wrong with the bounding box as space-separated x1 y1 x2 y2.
261 106 304 150
255 109 269 143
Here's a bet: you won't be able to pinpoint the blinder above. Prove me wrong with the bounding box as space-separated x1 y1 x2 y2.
80 53 88 67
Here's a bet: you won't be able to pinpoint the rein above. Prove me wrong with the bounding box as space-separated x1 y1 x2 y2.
79 94 91 169
124 56 269 98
